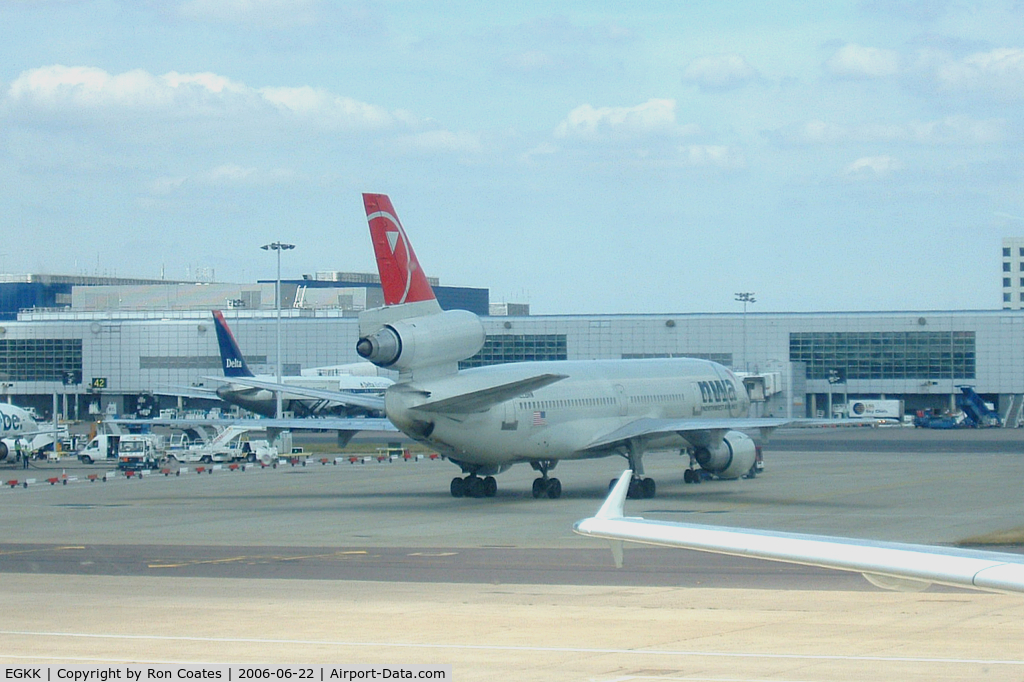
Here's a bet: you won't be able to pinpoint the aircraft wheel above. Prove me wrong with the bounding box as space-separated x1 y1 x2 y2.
641 477 656 498
683 469 693 484
627 479 641 499
483 476 497 497
532 478 546 498
450 477 466 498
546 478 562 499
466 476 486 498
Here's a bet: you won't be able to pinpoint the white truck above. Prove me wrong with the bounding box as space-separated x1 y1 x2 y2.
116 435 163 471
77 433 164 468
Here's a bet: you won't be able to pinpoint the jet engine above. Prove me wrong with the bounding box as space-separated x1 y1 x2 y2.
356 309 485 372
693 430 757 479
0 441 7 461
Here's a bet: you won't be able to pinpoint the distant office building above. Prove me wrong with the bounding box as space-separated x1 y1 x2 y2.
489 303 530 316
271 274 489 316
0 274 190 321
1002 238 1024 310
6 307 1024 427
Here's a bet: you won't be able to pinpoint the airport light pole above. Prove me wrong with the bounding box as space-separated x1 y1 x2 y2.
261 241 295 419
735 292 756 373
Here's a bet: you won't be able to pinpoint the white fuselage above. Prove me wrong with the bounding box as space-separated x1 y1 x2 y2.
386 358 749 470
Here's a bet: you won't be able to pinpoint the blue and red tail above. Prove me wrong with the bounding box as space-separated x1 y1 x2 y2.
212 310 254 378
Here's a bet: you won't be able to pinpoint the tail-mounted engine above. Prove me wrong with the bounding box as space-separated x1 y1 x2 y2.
356 309 485 373
693 430 757 479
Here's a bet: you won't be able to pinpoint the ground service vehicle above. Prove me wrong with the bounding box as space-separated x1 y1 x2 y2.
115 435 163 470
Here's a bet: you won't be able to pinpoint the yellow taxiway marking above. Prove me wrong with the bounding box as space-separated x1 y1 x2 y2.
147 550 370 569
0 546 85 557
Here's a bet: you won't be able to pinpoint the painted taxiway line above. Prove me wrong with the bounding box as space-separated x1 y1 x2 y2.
2 630 1023 667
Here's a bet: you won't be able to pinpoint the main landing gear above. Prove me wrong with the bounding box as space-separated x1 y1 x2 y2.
619 438 656 499
608 474 656 499
530 460 562 499
450 474 497 498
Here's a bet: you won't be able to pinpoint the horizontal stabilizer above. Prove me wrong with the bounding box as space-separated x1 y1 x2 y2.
411 374 568 414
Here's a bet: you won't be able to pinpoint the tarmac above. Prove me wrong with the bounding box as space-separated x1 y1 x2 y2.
1 426 1023 681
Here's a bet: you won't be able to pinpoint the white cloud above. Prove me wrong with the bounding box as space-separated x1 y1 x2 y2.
825 44 901 79
934 48 1024 99
149 164 295 194
259 85 405 130
681 54 760 92
845 155 901 176
7 65 175 109
679 145 745 169
388 130 484 156
778 116 1006 146
554 99 696 140
3 65 408 131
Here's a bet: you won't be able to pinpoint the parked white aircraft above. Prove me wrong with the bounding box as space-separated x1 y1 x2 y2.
575 471 1024 594
355 194 859 499
199 310 391 418
0 403 54 462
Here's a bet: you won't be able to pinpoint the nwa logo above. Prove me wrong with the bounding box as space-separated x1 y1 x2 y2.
697 379 738 404
1 412 23 432
225 358 244 369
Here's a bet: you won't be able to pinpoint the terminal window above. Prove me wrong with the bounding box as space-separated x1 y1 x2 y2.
0 338 83 382
622 352 733 365
789 331 975 381
460 334 567 368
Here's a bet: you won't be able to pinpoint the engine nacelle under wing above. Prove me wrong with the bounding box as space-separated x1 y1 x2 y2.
356 309 485 373
693 430 756 479
0 441 7 461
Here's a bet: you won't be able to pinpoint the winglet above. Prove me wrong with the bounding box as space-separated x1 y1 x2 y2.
363 193 436 306
595 469 632 520
212 310 254 378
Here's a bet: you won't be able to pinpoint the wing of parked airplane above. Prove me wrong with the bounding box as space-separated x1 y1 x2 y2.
574 470 1024 594
202 375 387 412
583 416 879 451
107 415 397 433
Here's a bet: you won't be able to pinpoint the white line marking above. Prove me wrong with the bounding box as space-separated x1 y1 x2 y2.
1 630 1022 666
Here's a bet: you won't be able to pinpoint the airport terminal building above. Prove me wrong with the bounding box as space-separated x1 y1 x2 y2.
0 269 1021 425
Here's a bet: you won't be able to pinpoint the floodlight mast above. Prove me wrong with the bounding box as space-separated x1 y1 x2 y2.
261 242 295 419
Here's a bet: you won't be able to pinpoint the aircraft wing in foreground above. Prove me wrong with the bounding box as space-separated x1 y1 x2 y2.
574 470 1024 594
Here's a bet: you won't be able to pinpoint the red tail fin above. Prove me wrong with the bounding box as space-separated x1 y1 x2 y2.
363 193 436 306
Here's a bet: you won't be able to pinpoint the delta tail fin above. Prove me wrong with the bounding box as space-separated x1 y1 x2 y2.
363 193 437 306
212 310 255 378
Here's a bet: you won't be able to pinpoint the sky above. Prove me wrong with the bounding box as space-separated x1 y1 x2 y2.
1 1 1023 314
